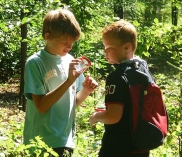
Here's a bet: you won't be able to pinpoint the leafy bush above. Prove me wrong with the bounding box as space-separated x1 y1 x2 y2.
0 107 59 156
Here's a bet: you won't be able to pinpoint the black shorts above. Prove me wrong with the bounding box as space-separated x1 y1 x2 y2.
98 146 149 157
99 152 149 157
129 152 150 157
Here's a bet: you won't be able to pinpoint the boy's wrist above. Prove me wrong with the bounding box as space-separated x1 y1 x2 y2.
65 78 75 85
82 87 92 95
90 112 98 126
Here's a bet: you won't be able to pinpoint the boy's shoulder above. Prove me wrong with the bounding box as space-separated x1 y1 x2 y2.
122 56 147 65
26 51 41 63
107 68 125 83
115 56 148 71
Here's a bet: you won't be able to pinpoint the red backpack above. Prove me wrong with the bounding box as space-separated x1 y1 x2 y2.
120 59 168 150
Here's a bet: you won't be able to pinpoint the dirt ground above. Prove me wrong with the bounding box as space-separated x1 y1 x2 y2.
0 78 20 107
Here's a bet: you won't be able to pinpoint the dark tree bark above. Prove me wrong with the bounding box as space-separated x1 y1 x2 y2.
19 11 27 111
172 0 178 26
171 0 178 42
114 0 124 19
62 0 70 5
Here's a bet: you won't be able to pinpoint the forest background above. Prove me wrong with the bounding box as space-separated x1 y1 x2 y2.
0 0 182 156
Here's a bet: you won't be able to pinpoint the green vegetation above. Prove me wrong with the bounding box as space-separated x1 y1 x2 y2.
0 0 181 156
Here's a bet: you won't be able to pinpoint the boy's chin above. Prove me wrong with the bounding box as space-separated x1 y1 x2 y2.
107 60 114 64
59 52 68 56
108 61 116 64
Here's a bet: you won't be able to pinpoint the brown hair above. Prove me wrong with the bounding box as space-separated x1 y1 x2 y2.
102 20 137 52
42 9 81 41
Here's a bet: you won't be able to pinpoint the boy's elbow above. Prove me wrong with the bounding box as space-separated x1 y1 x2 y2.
36 105 47 114
32 95 48 114
111 117 121 124
109 115 122 124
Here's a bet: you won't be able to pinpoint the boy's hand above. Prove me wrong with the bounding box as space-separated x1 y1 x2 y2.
82 74 98 93
75 73 98 107
67 59 82 83
90 112 98 126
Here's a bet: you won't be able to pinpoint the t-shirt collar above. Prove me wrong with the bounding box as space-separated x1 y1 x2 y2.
40 49 62 62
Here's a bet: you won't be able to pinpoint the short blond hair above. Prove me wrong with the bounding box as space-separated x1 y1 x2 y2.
102 20 137 52
42 9 81 40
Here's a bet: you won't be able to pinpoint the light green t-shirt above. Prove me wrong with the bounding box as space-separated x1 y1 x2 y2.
23 49 84 148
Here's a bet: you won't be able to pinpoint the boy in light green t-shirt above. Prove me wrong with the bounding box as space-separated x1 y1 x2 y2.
23 8 98 156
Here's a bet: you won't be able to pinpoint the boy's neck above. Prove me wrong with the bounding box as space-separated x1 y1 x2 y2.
120 53 134 62
44 45 55 55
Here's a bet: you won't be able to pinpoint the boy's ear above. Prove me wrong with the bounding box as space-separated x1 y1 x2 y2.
124 43 131 50
44 33 51 40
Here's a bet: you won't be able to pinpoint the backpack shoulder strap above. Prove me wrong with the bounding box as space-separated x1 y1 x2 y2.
118 60 152 123
118 59 151 85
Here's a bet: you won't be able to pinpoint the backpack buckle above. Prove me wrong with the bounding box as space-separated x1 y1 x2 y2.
134 61 140 69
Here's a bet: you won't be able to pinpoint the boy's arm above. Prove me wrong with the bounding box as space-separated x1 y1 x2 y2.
32 69 98 114
32 79 74 114
32 59 81 114
90 104 123 125
76 74 98 106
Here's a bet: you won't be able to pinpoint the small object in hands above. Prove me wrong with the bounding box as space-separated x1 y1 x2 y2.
94 106 106 112
75 56 91 73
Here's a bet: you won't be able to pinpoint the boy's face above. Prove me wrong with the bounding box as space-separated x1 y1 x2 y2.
45 34 75 56
102 35 127 64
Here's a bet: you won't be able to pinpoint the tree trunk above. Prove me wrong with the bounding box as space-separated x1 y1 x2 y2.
62 0 70 5
171 0 178 42
114 0 124 19
172 0 178 26
19 11 27 111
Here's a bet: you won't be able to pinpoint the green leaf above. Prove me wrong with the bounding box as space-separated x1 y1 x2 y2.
50 151 59 157
142 51 150 57
0 22 6 29
24 9 30 13
43 152 49 157
154 18 159 24
14 130 23 135
133 20 140 27
16 144 26 151
21 17 29 24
